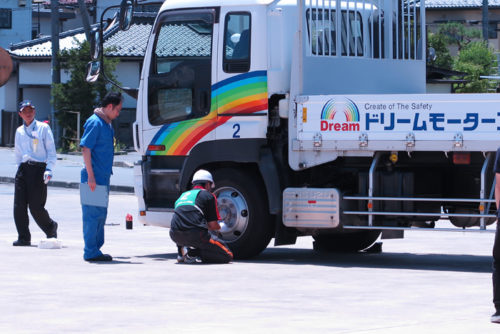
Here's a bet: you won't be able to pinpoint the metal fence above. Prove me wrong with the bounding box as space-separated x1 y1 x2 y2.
1 110 20 147
304 0 423 60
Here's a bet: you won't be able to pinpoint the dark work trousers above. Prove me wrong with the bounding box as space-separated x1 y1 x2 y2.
494 220 500 311
13 162 57 242
170 228 233 263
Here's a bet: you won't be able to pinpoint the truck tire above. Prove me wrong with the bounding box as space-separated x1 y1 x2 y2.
213 168 273 259
312 230 381 252
448 207 496 228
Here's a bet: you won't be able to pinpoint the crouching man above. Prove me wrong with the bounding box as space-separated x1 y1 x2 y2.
169 169 233 264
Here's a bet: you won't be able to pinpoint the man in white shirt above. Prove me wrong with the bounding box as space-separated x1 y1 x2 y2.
13 100 58 246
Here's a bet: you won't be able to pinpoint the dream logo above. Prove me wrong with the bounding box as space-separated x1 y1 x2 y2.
320 98 360 132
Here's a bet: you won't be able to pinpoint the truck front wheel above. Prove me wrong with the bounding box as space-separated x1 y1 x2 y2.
213 168 273 259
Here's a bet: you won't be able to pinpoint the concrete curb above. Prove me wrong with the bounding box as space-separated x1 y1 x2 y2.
0 177 134 193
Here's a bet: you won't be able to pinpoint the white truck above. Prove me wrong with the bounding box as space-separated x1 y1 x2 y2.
88 0 500 259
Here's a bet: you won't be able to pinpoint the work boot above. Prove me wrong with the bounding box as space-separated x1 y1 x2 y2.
492 310 500 323
86 254 113 262
182 248 201 264
13 240 31 246
47 221 58 239
182 254 201 264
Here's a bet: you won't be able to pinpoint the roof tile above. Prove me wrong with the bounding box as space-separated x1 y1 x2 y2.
425 0 500 8
8 18 153 59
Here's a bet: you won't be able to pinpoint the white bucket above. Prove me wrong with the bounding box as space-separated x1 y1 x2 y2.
38 238 62 249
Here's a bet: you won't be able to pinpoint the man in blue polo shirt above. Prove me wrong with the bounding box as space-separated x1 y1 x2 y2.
80 92 122 262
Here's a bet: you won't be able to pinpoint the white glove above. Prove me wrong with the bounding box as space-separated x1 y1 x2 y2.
43 170 52 184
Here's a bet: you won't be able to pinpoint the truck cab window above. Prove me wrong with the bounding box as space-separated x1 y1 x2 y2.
148 12 213 125
223 12 251 73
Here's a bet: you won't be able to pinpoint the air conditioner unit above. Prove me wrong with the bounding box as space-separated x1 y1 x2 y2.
18 0 27 7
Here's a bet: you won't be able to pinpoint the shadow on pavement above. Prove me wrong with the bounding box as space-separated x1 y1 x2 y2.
239 248 492 273
136 253 177 261
86 257 143 264
134 249 491 272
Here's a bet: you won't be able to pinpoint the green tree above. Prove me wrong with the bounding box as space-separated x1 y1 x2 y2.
52 40 119 151
453 41 497 93
437 22 481 51
429 23 497 93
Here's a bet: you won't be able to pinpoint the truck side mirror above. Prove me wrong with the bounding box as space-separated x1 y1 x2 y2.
86 61 101 83
89 29 101 61
119 0 134 31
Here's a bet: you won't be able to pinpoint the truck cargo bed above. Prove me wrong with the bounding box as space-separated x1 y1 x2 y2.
290 94 500 170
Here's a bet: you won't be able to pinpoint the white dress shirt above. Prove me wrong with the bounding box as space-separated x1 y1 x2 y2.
15 120 57 171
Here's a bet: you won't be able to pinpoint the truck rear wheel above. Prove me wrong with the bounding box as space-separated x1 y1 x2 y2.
448 207 496 228
213 168 273 259
312 230 381 252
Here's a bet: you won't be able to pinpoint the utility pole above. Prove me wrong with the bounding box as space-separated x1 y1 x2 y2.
483 0 489 43
51 0 60 143
78 0 92 41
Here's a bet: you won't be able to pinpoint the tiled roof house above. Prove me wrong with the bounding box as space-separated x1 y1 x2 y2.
426 0 500 51
9 14 153 59
425 0 500 8
1 14 154 146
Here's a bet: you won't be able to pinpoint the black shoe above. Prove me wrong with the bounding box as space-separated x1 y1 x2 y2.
492 310 500 323
86 254 113 262
47 222 58 238
13 240 31 246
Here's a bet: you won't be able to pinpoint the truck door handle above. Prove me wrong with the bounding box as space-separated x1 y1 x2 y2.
133 121 140 152
199 90 209 112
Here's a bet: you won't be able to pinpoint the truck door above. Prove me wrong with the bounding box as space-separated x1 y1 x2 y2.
141 8 218 208
215 7 268 141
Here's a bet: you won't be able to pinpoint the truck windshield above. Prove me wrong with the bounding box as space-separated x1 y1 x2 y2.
148 14 213 125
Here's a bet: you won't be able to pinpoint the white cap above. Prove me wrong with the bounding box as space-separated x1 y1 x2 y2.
192 169 214 186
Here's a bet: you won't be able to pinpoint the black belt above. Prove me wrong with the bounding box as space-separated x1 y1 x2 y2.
23 161 46 167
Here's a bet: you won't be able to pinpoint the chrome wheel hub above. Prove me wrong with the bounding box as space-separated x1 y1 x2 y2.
215 186 249 242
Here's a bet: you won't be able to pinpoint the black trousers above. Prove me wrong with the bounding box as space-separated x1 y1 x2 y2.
13 163 57 242
170 228 233 263
494 220 500 311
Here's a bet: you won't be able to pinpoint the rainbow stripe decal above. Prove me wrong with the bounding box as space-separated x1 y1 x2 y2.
147 71 268 156
321 97 360 122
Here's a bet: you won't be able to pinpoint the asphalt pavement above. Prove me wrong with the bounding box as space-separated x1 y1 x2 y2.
1 147 500 332
0 184 499 333
0 146 138 192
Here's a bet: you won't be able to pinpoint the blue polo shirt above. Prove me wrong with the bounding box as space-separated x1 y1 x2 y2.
80 114 114 185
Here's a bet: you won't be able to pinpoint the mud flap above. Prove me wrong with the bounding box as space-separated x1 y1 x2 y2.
381 229 404 239
274 215 297 246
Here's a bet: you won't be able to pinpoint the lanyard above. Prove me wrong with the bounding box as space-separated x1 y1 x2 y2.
23 121 37 140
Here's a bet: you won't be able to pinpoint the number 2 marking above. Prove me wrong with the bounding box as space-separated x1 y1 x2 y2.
232 123 241 138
